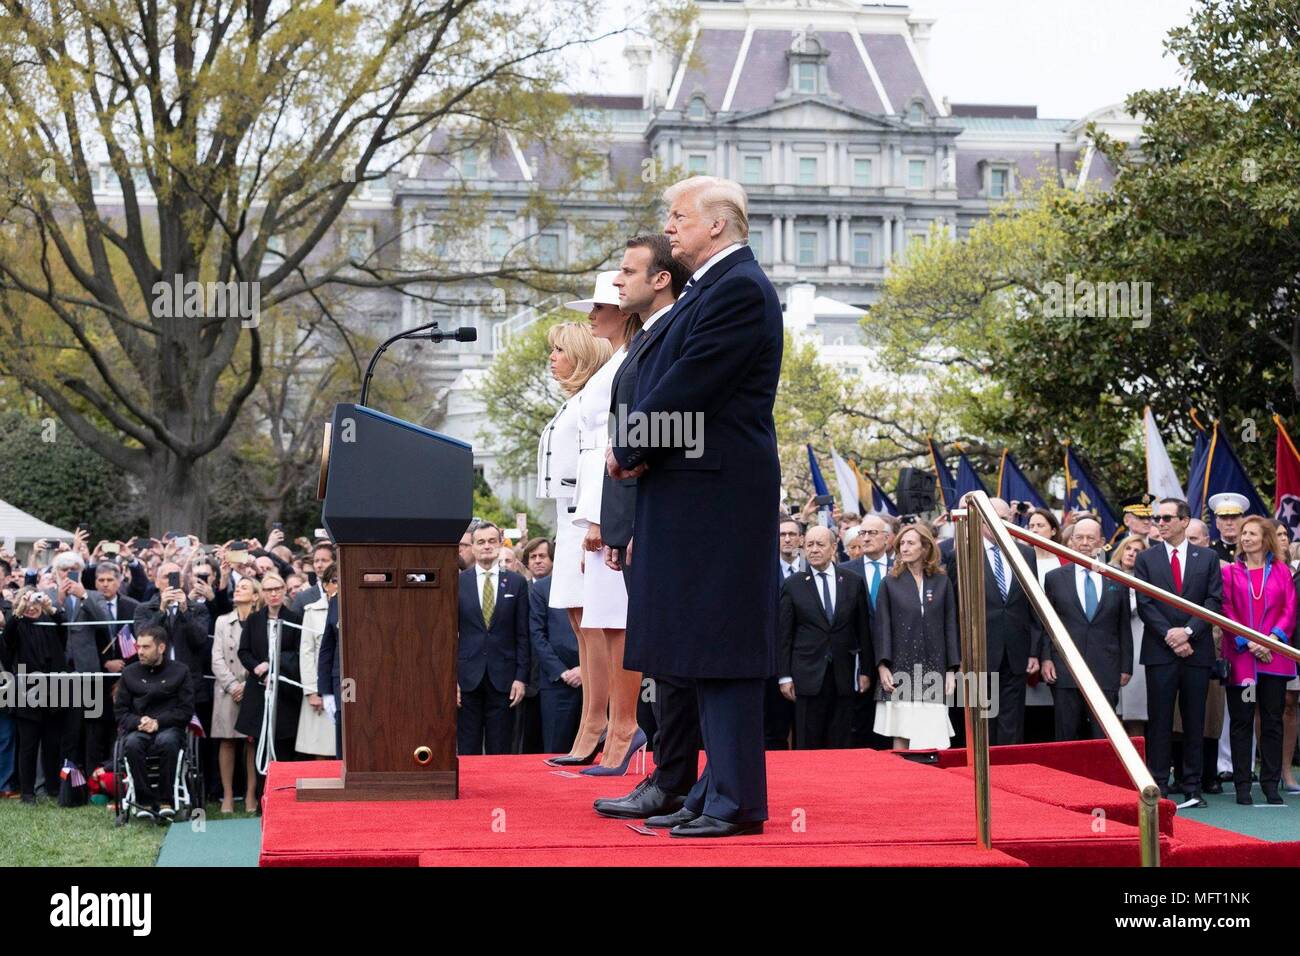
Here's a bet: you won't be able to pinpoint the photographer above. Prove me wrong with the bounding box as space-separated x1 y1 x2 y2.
132 562 211 719
0 587 69 802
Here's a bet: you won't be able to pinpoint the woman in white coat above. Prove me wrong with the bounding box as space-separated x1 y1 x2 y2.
211 577 260 813
537 319 612 764
569 273 645 775
297 565 339 758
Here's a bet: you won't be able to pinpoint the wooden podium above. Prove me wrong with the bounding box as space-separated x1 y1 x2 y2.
297 403 472 801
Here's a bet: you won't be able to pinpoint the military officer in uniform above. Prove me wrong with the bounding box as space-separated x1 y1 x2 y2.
1208 492 1249 564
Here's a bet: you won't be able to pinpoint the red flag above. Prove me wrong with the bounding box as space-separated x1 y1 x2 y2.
1275 415 1300 531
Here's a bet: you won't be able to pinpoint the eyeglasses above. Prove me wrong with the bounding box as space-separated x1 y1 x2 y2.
1152 515 1181 523
861 529 885 536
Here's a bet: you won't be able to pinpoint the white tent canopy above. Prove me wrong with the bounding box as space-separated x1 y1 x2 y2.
0 498 74 547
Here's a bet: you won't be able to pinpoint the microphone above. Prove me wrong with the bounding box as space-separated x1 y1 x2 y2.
359 323 476 406
408 326 477 343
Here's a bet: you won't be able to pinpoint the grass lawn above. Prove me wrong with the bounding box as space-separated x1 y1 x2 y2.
0 799 166 866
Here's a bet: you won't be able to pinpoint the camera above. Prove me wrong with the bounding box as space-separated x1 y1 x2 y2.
900 514 919 526
167 571 181 590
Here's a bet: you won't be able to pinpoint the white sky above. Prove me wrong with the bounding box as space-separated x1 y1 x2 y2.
579 0 1197 119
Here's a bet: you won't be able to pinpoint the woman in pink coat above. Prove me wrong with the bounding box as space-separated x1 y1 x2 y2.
1220 516 1298 805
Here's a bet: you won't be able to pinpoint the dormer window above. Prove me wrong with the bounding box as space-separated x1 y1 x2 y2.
906 99 927 124
785 26 831 99
687 96 707 121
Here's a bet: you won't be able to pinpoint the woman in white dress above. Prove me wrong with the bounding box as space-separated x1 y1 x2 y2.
873 524 960 750
536 319 612 764
296 565 339 758
1112 535 1149 735
568 272 645 775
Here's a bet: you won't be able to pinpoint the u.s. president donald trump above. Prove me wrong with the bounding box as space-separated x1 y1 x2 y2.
606 176 782 837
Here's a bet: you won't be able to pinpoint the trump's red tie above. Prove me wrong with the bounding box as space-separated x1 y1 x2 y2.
1170 549 1182 594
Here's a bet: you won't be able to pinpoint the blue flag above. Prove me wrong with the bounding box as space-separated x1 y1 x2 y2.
1063 444 1119 541
955 454 986 498
1186 421 1267 538
998 449 1048 511
866 471 900 516
927 437 957 510
807 444 830 497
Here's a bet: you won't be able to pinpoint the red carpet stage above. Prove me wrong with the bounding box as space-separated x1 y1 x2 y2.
259 742 1300 867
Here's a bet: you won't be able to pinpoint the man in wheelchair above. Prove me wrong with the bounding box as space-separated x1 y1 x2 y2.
114 624 195 820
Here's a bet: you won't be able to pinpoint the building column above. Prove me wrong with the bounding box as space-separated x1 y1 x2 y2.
882 216 893 264
785 216 796 264
772 214 783 264
782 141 792 184
827 215 838 264
840 216 851 264
895 215 907 262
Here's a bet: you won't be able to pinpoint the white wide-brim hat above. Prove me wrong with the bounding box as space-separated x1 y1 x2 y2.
564 270 622 313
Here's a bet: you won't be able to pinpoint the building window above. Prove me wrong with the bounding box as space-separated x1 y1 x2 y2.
489 225 510 259
749 230 764 263
460 149 481 179
687 154 709 176
853 157 872 188
797 230 817 266
798 156 817 186
742 155 764 185
907 101 926 123
687 96 707 121
796 62 817 94
990 167 1010 198
852 232 872 267
537 233 560 266
907 159 926 189
346 226 371 261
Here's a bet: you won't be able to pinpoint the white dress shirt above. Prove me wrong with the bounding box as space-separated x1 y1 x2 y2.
1075 564 1104 614
689 242 744 284
641 302 672 332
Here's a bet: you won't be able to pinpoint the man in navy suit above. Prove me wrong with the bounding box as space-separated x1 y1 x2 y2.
526 539 583 755
456 523 529 755
608 175 783 838
840 514 892 747
1040 517 1133 741
1133 497 1222 808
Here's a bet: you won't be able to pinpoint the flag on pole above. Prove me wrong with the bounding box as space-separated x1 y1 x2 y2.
1186 409 1210 513
997 449 1048 510
927 436 956 511
1143 406 1184 500
954 453 986 498
854 461 900 516
830 447 862 515
1275 415 1300 534
807 444 830 497
1063 443 1119 540
1186 420 1267 536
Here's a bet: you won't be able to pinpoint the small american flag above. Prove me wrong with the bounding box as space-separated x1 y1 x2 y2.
188 712 205 738
116 625 136 659
60 760 86 787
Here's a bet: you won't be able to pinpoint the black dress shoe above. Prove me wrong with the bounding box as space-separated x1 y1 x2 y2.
594 782 687 820
1203 779 1223 795
1236 792 1253 806
594 776 652 810
1263 789 1284 805
646 806 698 829
669 814 764 838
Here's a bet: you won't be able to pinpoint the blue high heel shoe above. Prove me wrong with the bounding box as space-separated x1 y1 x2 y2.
581 727 648 777
545 729 606 767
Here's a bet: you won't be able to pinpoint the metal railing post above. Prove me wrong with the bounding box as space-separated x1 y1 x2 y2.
953 506 992 850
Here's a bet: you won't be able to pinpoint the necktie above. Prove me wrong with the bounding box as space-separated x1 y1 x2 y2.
818 571 833 620
1170 548 1182 593
683 277 696 296
990 547 1008 600
481 572 495 626
1083 572 1098 621
869 560 883 608
784 563 793 579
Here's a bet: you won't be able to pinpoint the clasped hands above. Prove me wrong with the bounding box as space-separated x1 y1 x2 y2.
1165 627 1194 658
605 447 648 482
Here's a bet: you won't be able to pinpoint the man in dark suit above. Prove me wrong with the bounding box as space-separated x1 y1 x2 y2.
1134 497 1223 808
608 175 783 838
840 514 892 747
1040 517 1132 741
316 594 342 757
944 496 1043 746
291 541 336 614
526 539 583 755
778 526 872 748
764 515 806 749
456 522 529 756
71 562 139 770
595 234 700 821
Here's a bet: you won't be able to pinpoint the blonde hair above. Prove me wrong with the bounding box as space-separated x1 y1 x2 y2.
890 524 945 578
663 175 749 242
1109 535 1146 568
234 575 263 612
547 322 612 397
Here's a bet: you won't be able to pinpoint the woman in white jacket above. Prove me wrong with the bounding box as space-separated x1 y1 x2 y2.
568 272 645 776
296 565 339 758
537 319 612 764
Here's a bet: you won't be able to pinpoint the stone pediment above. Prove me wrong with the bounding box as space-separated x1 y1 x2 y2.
725 96 904 132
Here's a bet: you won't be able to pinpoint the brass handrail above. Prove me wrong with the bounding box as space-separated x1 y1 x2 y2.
954 492 1161 867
